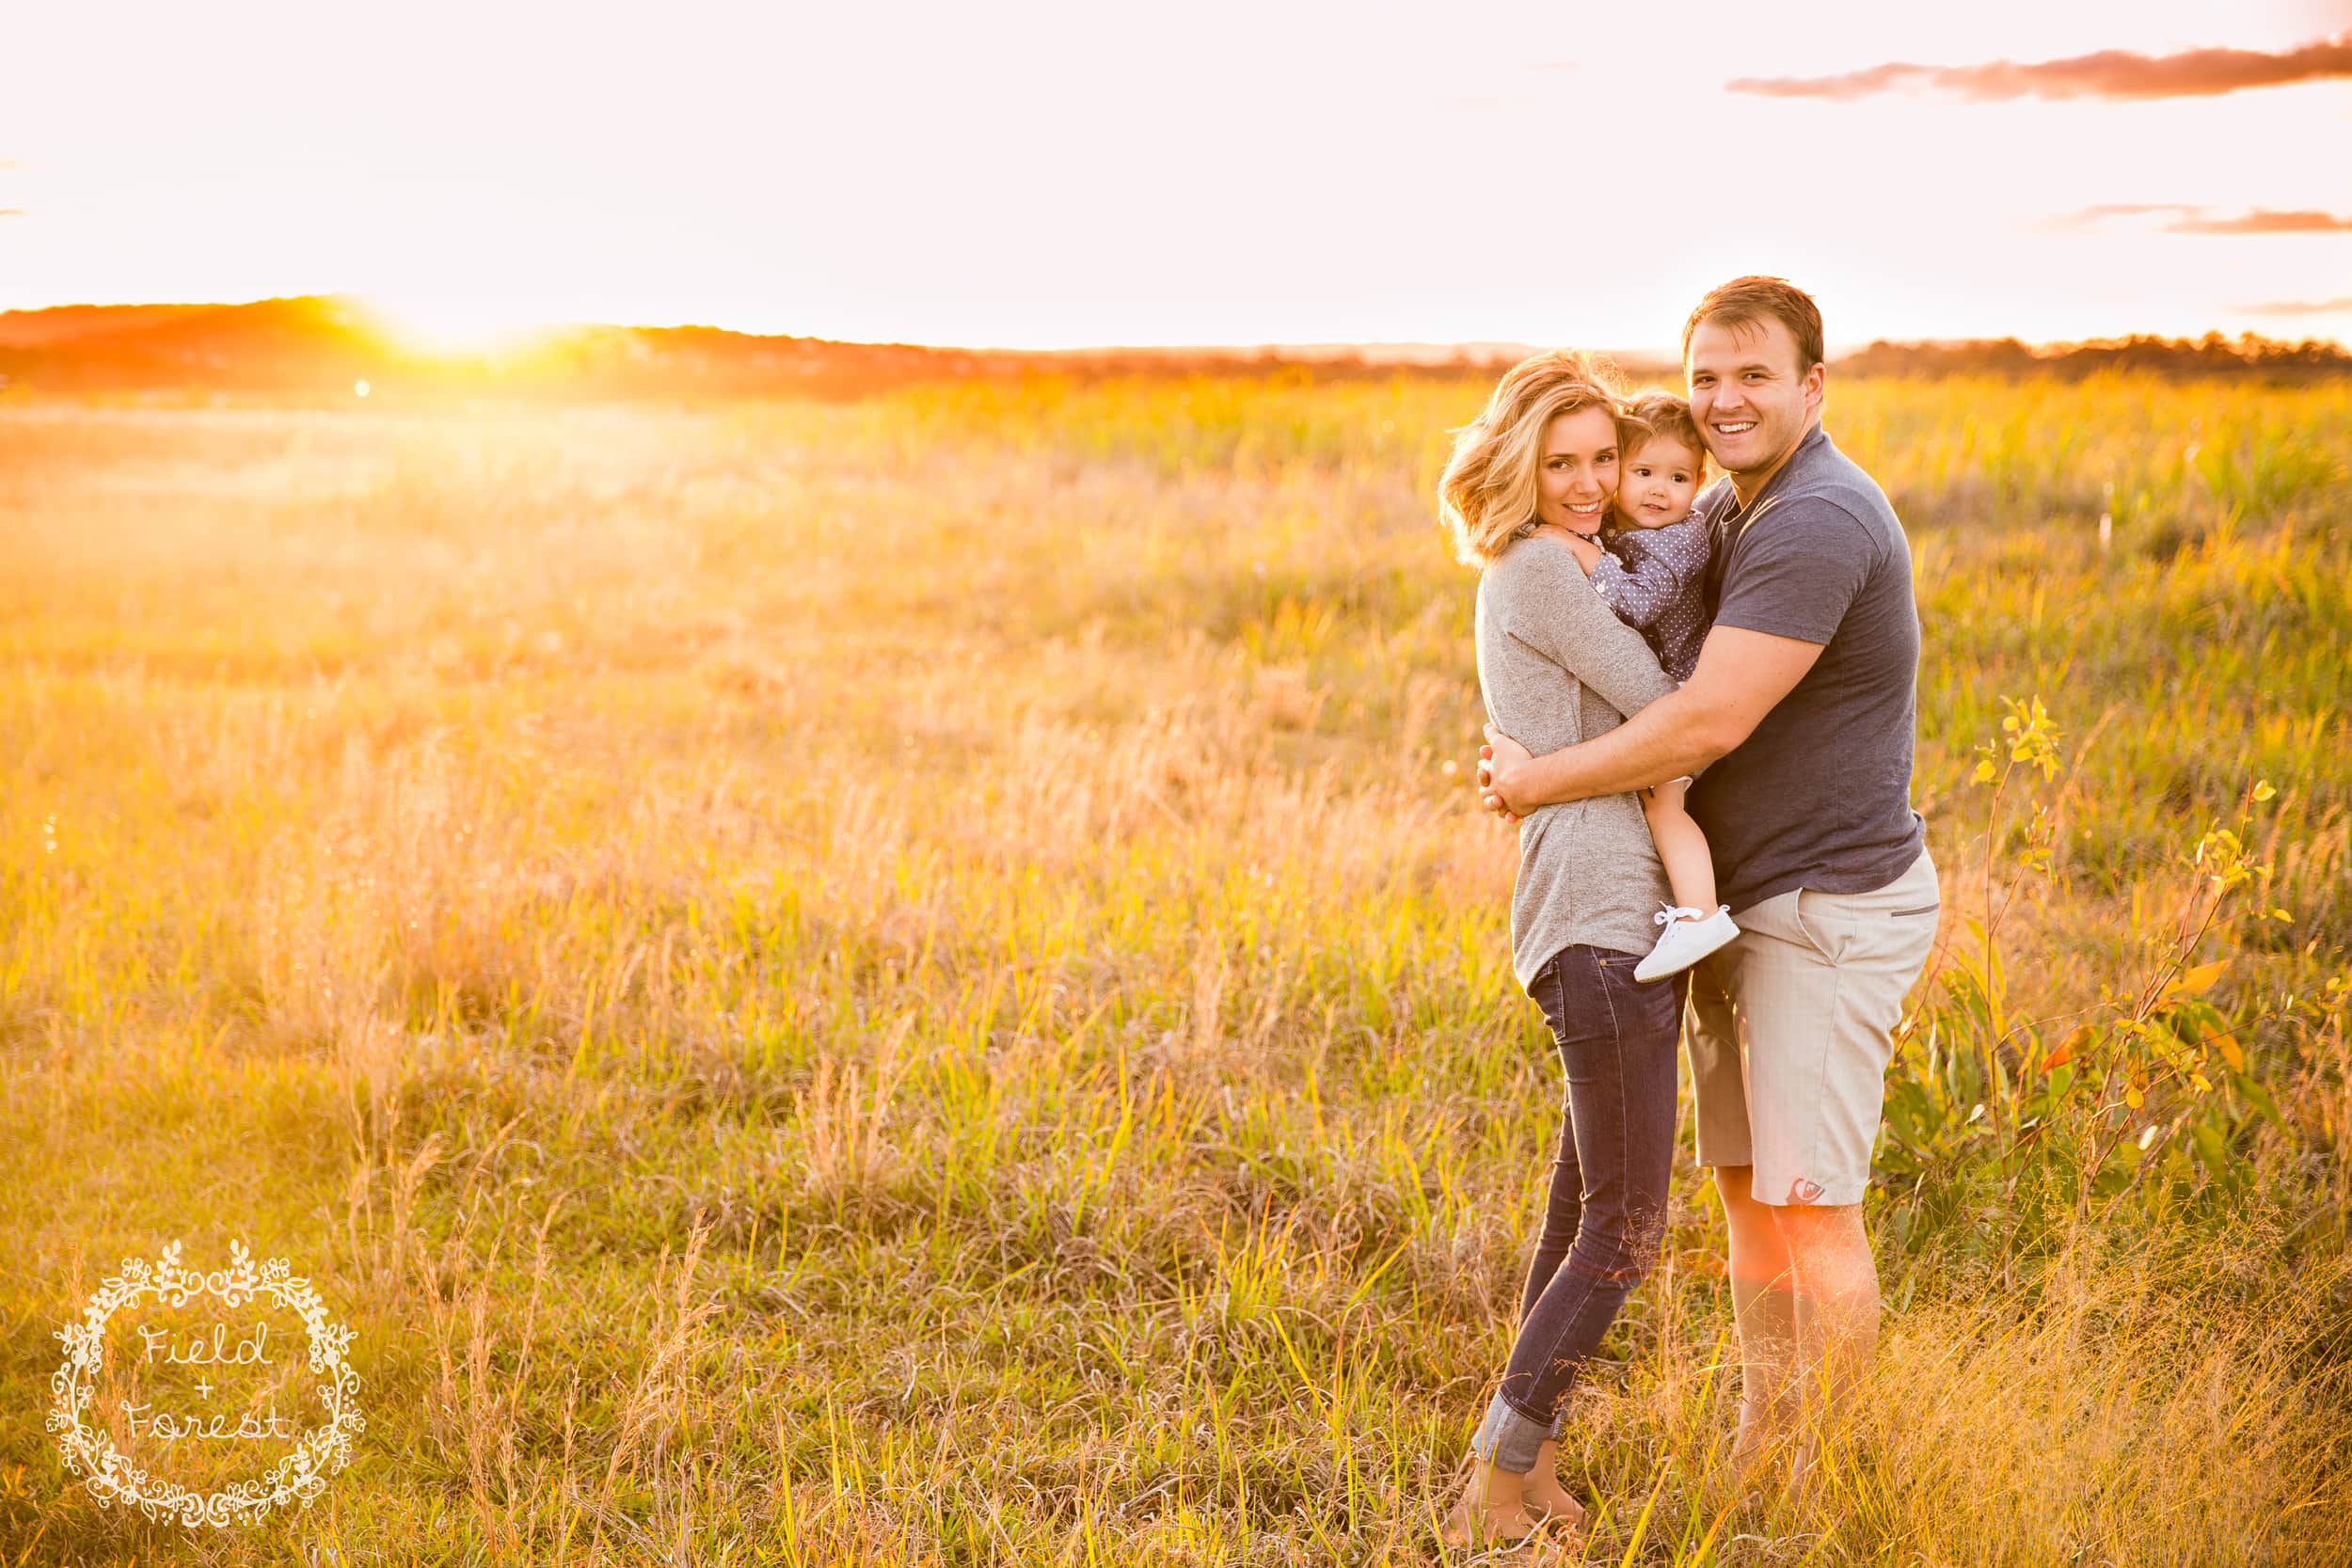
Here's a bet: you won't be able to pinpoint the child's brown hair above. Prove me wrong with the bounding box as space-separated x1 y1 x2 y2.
1616 390 1708 471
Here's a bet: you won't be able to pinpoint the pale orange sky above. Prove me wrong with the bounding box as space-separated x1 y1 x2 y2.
2 0 2348 351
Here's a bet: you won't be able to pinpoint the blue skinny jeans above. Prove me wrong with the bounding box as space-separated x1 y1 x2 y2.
1470 942 1685 1471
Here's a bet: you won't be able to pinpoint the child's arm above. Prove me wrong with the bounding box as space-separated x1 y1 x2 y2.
1587 527 1703 633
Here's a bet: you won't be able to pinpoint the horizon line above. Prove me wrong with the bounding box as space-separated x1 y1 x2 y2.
1 291 2346 360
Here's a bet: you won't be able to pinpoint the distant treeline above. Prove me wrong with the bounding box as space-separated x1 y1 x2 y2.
1836 331 2352 382
2 296 2344 400
0 295 1536 401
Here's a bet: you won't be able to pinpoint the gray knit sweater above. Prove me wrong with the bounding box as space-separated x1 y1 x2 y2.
1475 532 1681 992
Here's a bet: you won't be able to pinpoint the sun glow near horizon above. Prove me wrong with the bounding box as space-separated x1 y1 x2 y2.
358 294 579 356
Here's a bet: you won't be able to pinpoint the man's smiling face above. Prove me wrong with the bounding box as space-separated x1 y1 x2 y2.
1685 315 1824 478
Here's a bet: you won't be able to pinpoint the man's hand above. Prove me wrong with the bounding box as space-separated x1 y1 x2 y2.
1477 726 1535 822
1475 743 1518 824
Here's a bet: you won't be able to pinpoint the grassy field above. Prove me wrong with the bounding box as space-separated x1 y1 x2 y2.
1 371 2347 1564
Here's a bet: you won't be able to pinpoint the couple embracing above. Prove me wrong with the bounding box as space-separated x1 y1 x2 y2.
1438 277 1940 1545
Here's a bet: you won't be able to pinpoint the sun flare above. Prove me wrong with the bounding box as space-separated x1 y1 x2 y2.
360 294 569 356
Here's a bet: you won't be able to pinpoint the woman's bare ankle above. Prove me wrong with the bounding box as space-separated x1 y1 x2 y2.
1518 1437 1587 1527
1438 1456 1538 1546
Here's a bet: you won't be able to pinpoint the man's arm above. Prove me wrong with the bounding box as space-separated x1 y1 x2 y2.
1484 626 1825 812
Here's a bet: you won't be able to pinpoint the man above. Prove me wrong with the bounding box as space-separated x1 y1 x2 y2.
1477 277 1938 1471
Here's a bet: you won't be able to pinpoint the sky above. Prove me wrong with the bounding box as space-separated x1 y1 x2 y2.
2 0 2348 352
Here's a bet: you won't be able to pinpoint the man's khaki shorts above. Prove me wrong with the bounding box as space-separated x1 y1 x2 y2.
1684 848 1940 1208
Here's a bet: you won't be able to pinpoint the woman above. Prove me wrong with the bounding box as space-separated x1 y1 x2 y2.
1434 350 1689 1547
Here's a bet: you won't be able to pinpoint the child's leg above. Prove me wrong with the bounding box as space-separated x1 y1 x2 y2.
1642 779 1719 915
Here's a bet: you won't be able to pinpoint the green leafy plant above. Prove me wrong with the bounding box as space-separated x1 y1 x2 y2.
1884 695 2291 1244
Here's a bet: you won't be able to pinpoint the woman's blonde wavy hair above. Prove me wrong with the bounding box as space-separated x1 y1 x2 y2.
1438 348 1628 567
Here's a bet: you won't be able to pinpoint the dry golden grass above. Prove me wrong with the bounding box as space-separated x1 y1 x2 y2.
0 376 2345 1563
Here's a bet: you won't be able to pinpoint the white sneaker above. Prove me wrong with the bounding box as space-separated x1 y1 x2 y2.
1634 904 1739 982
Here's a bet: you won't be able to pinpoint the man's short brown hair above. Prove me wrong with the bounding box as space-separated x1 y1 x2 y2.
1682 276 1824 372
1616 390 1708 468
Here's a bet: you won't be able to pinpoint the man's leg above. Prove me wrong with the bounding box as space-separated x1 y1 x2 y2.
1731 851 1940 1465
1714 1164 1798 1468
1768 1198 1878 1454
1684 951 1802 1469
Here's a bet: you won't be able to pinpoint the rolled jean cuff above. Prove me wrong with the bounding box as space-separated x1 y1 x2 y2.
1470 1390 1549 1474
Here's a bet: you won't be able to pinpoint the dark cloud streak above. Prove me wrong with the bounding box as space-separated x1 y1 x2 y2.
2064 203 2200 223
2171 209 2352 233
2239 295 2352 314
2058 204 2352 234
1730 33 2352 102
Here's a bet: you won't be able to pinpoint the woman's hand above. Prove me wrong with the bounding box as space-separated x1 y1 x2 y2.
1533 521 1606 575
1477 726 1535 822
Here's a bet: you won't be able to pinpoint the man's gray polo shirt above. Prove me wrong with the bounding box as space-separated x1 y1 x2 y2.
1687 425 1928 912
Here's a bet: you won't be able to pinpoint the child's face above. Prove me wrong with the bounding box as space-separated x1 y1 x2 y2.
1614 437 1704 530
